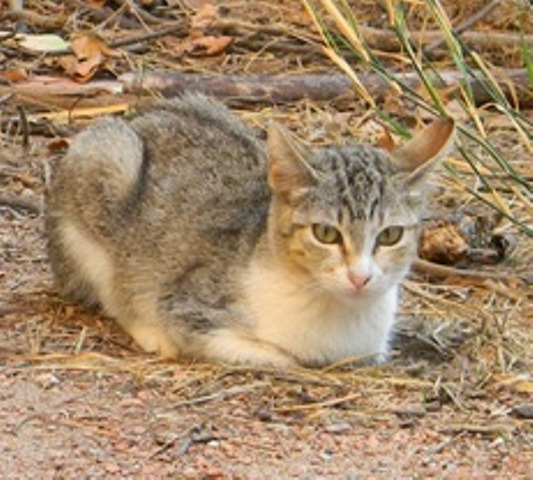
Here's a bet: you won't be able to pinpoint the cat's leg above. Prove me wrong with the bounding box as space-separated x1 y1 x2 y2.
126 321 180 358
115 291 182 359
202 329 297 367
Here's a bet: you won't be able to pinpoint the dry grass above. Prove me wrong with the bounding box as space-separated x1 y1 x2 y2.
0 3 531 473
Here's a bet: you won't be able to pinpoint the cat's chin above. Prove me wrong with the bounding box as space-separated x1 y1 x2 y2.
324 284 381 306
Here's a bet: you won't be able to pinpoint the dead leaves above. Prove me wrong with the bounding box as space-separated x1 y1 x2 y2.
181 0 212 10
419 220 469 265
58 32 119 83
14 33 68 53
163 4 233 57
419 216 516 267
4 2 232 86
86 0 107 7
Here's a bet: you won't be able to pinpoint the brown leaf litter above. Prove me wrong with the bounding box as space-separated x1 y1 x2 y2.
0 0 532 478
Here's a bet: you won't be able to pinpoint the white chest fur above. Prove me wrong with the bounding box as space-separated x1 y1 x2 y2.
242 261 398 365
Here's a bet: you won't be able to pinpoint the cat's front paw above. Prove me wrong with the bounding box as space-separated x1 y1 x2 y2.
204 329 297 368
127 322 180 359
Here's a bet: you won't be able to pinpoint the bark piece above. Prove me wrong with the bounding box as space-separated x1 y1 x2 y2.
119 69 532 107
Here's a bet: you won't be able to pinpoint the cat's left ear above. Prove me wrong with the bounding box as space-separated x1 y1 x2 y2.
267 122 318 201
391 117 455 185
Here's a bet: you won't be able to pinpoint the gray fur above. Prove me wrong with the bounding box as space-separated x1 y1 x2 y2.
46 94 452 366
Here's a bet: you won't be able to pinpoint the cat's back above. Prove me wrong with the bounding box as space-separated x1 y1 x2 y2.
132 95 266 191
48 94 270 253
125 95 270 251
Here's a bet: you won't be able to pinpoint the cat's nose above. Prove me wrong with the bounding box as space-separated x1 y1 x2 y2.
347 271 372 290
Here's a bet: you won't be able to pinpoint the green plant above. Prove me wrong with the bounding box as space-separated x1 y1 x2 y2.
303 0 532 235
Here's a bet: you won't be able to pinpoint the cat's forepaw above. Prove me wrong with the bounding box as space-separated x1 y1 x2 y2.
204 329 297 368
127 322 180 359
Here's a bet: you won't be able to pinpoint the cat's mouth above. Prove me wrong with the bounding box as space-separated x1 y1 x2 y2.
323 281 374 304
345 285 372 299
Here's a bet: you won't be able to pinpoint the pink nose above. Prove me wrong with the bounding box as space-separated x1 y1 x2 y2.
348 271 372 290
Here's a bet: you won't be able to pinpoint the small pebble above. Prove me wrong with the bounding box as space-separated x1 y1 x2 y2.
424 400 441 412
34 373 61 389
510 404 533 419
256 407 273 422
104 462 120 474
325 422 351 434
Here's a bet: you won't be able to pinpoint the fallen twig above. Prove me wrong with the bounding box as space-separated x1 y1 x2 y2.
412 258 521 281
161 381 268 410
109 22 188 49
439 422 517 435
424 0 502 53
62 0 140 29
0 194 41 215
0 10 67 29
113 0 167 26
119 68 531 107
214 18 531 53
358 25 531 54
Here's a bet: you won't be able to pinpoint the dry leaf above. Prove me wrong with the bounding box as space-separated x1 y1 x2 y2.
375 121 396 151
47 138 70 152
419 220 468 264
63 32 117 83
86 0 107 7
182 0 212 10
56 54 79 78
189 35 233 56
16 33 69 53
164 34 233 57
191 4 218 34
163 3 230 58
0 68 27 82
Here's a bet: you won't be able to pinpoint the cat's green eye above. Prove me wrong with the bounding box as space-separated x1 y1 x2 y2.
312 224 342 245
376 226 404 247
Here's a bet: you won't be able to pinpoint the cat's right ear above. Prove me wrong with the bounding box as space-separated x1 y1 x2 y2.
391 117 455 184
267 122 317 201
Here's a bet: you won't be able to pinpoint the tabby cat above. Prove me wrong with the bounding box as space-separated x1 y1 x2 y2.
46 95 454 367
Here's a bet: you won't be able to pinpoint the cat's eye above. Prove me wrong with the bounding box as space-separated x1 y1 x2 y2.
312 224 342 245
376 226 404 247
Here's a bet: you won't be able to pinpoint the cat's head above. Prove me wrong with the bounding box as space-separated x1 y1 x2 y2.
266 118 455 303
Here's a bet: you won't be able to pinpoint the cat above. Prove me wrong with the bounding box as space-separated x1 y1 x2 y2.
45 94 454 367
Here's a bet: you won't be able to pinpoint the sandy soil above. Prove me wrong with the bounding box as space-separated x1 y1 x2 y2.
1 138 531 479
1 1 532 476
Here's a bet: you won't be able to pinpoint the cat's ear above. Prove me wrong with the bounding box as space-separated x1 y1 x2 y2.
391 117 455 185
267 122 317 200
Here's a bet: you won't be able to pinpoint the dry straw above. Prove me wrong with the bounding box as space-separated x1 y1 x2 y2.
306 0 532 235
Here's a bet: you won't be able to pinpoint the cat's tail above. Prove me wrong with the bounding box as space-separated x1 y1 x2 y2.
66 117 145 211
45 117 145 306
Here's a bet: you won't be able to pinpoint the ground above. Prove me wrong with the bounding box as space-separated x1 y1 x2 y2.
1 1 532 479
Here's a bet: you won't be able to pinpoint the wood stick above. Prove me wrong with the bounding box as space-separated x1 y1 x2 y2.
119 68 532 107
424 0 502 53
0 10 67 29
412 258 521 281
62 0 140 29
0 194 41 215
3 68 530 112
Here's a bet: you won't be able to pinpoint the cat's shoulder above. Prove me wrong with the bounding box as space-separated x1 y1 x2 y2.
131 94 249 136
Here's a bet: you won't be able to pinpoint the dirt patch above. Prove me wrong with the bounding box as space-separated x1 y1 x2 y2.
0 140 530 478
1 0 532 478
